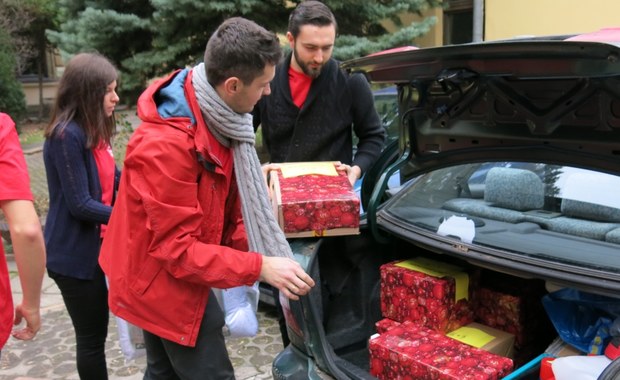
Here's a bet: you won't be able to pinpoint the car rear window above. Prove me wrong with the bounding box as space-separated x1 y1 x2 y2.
385 162 620 274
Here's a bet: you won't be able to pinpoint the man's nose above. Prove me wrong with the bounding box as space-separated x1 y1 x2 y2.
314 50 324 63
262 84 271 96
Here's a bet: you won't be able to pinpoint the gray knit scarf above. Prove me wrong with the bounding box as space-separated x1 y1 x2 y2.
192 63 293 259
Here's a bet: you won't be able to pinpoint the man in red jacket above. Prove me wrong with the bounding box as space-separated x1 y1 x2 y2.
99 17 315 379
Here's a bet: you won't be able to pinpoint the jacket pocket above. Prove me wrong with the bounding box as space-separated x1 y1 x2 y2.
130 255 161 296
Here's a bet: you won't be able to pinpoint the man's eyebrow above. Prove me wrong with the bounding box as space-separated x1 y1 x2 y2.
302 42 333 49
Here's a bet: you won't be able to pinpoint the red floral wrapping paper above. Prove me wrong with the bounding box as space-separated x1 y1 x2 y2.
375 318 401 334
471 272 552 352
474 288 526 347
369 321 514 380
380 259 473 333
270 164 360 237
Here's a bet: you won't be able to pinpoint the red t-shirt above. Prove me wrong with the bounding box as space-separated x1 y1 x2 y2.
93 144 115 237
289 66 313 108
0 113 34 349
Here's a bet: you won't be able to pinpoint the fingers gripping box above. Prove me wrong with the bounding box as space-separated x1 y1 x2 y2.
380 257 473 333
269 162 360 238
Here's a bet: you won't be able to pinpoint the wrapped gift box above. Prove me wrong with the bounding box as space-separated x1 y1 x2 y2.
472 272 552 350
369 321 514 380
375 318 401 334
380 257 473 333
269 162 360 238
474 288 526 347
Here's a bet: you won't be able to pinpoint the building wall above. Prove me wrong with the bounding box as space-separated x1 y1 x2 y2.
22 81 59 108
20 49 63 108
485 0 620 41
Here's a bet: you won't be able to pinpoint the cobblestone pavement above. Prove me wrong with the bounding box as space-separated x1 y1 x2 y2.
1 110 283 379
2 263 282 380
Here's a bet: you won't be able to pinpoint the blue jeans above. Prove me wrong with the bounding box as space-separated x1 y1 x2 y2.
49 265 109 380
142 290 234 380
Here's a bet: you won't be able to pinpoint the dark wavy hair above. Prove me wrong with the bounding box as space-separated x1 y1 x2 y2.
204 17 282 86
288 0 338 38
45 52 118 148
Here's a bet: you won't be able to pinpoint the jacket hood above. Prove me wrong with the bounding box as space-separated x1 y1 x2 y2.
137 69 196 135
135 67 231 172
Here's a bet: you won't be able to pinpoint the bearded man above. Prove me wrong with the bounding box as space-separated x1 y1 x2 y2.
253 0 385 187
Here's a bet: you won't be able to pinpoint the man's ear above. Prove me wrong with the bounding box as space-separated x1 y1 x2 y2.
286 32 296 48
223 77 240 94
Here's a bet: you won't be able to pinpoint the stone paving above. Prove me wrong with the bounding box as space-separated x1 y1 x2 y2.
1 109 282 379
1 264 282 380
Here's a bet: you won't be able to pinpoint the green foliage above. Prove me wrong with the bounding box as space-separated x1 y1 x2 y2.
0 26 27 123
334 17 436 60
47 0 441 104
0 0 59 122
112 111 134 167
18 127 45 146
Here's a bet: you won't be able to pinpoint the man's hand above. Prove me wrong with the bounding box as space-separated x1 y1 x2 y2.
259 256 315 301
336 163 362 187
261 163 281 193
12 302 41 341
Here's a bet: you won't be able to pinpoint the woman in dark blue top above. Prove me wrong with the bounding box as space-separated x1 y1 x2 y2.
43 52 120 380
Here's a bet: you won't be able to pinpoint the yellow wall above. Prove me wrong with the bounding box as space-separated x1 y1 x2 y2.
485 0 620 41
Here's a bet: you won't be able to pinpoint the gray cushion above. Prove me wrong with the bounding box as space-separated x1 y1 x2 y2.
606 228 620 244
484 168 545 211
528 216 619 241
561 199 620 223
443 199 526 223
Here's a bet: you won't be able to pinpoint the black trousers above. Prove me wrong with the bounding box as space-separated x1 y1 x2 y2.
142 290 235 380
49 265 109 380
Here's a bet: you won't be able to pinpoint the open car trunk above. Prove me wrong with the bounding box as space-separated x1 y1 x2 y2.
275 34 620 380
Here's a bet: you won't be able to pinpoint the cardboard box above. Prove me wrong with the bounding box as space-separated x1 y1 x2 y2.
369 321 514 380
269 162 360 238
447 322 515 359
380 257 473 333
545 336 583 357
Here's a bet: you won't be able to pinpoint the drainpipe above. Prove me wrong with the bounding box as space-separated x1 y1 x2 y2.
473 0 484 42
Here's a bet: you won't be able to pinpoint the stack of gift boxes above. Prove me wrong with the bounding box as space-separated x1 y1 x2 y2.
370 256 552 380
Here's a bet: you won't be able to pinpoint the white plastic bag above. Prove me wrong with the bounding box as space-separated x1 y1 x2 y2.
105 276 146 362
115 316 146 362
213 282 259 338
551 355 611 380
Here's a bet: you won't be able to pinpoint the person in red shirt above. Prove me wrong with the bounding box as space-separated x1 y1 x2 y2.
43 53 120 379
253 0 385 347
253 0 385 187
0 112 46 355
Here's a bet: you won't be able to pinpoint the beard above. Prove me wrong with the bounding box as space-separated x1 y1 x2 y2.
293 47 323 78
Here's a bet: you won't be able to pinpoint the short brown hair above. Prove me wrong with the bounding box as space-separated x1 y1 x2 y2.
288 0 338 38
204 17 282 86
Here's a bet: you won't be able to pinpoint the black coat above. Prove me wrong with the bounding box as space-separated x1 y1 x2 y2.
253 53 385 174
